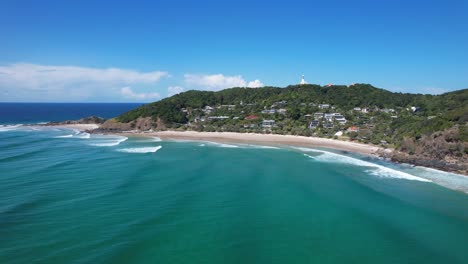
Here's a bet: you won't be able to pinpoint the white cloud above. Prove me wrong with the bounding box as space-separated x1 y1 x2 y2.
247 79 264 88
167 86 185 96
0 63 169 101
184 74 264 90
121 87 160 100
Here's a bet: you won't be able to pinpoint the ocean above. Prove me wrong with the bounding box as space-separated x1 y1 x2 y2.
1 103 468 264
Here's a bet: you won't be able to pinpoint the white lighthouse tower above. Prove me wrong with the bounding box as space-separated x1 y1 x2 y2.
300 75 307 85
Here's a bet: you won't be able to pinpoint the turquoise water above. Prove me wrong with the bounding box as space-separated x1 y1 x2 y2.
1 126 468 263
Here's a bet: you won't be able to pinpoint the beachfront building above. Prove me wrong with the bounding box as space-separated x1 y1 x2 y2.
347 126 360 133
323 123 334 129
309 120 320 129
262 120 276 128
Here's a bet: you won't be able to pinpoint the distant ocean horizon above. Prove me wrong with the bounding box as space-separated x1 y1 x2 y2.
0 102 143 124
1 103 468 263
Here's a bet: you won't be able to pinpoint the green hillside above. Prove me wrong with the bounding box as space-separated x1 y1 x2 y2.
114 84 466 163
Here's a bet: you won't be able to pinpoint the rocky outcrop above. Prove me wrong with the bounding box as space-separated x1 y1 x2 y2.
377 148 467 175
93 117 157 133
45 116 106 125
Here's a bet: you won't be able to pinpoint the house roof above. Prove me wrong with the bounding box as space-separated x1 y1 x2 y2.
245 115 259 120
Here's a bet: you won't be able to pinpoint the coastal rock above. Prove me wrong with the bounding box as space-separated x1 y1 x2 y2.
390 151 467 175
45 116 106 125
93 117 155 133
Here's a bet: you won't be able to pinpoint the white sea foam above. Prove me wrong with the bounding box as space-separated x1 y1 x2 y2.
75 132 90 139
408 166 468 193
199 144 206 146
89 136 128 147
152 137 162 142
212 143 239 148
54 134 74 138
300 148 431 182
249 145 280 149
117 146 162 153
0 124 23 132
200 141 239 148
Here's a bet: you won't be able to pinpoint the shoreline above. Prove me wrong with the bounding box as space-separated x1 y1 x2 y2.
114 130 382 156
42 124 466 176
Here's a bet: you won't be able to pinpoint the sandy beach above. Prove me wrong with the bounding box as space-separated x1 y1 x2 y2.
120 130 382 156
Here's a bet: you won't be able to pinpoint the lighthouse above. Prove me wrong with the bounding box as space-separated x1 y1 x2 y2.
300 75 307 85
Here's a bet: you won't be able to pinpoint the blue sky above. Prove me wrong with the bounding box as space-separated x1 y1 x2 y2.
0 0 467 102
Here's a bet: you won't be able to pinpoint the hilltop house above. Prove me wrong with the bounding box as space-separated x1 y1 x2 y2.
273 100 287 107
203 106 214 114
278 109 287 114
208 116 229 120
314 113 324 119
324 113 334 122
261 109 276 114
318 104 330 109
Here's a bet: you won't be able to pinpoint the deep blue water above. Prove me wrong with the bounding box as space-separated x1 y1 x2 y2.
0 103 143 124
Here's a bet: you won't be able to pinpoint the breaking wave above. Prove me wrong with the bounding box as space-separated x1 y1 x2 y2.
75 132 90 139
300 148 431 182
117 146 162 153
203 141 239 148
0 124 23 132
54 134 74 138
89 136 128 147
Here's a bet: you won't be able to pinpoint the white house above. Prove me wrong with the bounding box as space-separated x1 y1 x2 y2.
324 113 334 122
314 113 324 119
261 109 276 114
262 120 276 128
309 120 320 129
318 104 330 109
